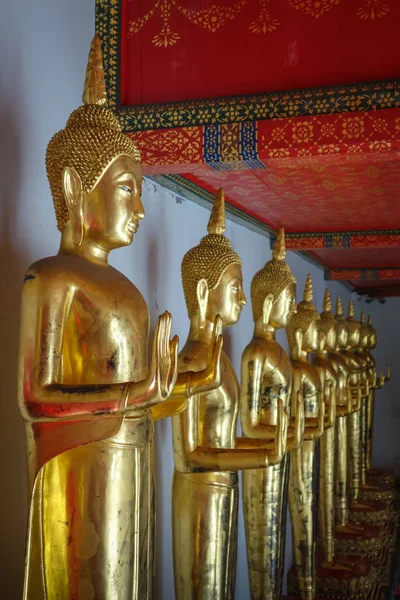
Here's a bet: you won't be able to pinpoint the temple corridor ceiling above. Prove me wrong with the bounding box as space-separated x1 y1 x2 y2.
96 0 400 298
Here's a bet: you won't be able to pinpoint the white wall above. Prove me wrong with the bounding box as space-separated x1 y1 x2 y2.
0 1 397 598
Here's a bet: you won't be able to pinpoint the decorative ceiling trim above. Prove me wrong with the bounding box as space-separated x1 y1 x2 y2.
95 0 400 133
272 231 400 250
325 267 400 281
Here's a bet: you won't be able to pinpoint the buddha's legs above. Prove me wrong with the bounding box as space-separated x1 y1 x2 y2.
360 397 368 486
24 416 155 600
242 454 289 600
348 410 362 504
172 471 238 600
366 391 375 472
288 441 320 600
319 426 335 564
335 416 348 527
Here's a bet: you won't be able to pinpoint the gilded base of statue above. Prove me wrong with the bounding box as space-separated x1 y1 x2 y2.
358 480 396 509
287 563 382 600
334 523 382 560
348 499 390 526
366 468 396 487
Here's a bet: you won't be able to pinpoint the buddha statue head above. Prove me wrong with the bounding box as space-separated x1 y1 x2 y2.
367 314 377 349
251 228 296 330
287 274 320 354
181 188 246 327
46 36 142 251
334 296 349 350
358 311 370 351
319 289 337 352
346 300 361 349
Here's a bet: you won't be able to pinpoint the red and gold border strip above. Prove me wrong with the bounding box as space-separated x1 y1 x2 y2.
129 108 400 173
95 0 400 133
325 268 400 281
277 231 400 251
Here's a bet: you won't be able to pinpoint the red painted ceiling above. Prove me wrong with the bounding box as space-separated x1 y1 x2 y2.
182 149 400 233
121 0 400 105
115 0 400 296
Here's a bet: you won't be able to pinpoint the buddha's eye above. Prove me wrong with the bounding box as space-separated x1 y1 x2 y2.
119 185 134 195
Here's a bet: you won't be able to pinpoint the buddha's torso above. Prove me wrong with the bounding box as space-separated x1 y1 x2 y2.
328 351 349 407
291 358 321 419
314 353 337 398
245 336 293 426
342 350 362 387
197 350 239 450
23 252 149 390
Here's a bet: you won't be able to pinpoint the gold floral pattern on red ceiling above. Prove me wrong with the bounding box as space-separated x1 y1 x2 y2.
181 150 400 232
128 0 391 48
129 127 202 167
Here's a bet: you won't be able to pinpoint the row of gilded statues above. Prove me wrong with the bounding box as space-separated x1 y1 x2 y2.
19 37 395 600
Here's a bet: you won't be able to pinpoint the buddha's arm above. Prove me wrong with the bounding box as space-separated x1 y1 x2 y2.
152 317 223 420
324 381 336 428
20 277 176 422
303 386 325 441
239 353 279 440
174 391 287 472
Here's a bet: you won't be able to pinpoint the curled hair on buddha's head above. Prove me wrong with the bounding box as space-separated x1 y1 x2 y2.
46 35 141 231
181 188 242 319
286 274 319 348
251 228 296 322
319 288 337 338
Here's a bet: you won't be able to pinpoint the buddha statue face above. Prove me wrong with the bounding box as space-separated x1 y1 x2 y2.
64 155 143 250
336 322 348 350
303 318 320 353
269 282 297 329
202 263 247 327
369 331 377 349
320 321 337 352
358 325 370 351
346 323 360 349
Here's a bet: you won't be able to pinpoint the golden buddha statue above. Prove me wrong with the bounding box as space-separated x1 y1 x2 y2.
341 302 388 527
364 316 394 487
355 314 395 509
18 36 222 600
240 228 304 600
286 274 325 600
172 189 288 600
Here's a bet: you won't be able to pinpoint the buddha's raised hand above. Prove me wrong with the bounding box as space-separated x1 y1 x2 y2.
188 315 224 396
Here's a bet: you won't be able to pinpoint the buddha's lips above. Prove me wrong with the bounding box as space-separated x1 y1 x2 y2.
127 220 138 233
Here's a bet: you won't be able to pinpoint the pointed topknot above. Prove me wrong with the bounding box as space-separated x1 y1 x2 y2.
273 227 286 261
336 296 343 317
323 288 332 312
303 274 313 303
367 314 372 326
360 311 365 324
82 35 107 106
207 188 226 235
348 299 355 318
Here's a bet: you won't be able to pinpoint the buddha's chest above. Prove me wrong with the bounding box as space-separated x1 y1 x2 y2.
199 354 239 448
61 272 149 385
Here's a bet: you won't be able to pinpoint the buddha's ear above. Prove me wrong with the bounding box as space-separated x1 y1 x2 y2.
62 166 84 247
262 293 274 330
318 330 326 352
196 278 209 329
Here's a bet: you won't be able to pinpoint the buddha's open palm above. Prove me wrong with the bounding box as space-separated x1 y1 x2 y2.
151 311 179 402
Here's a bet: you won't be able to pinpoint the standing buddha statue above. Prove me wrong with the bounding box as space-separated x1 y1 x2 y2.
18 36 184 600
172 189 288 600
364 316 394 487
314 293 374 599
286 274 325 600
330 298 381 564
240 228 304 600
342 302 388 528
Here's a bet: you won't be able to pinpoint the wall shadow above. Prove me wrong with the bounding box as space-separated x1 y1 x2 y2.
0 105 28 597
